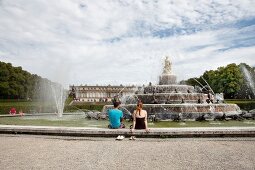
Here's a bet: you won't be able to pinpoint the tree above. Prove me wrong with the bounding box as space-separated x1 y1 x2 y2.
216 63 243 98
184 63 244 99
0 61 56 99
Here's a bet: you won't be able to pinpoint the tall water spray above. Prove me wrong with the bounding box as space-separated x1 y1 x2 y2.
241 65 255 97
51 83 68 117
39 80 68 117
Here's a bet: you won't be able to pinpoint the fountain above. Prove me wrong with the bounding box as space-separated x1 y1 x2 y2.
38 81 68 117
103 56 241 121
50 83 68 117
241 65 255 98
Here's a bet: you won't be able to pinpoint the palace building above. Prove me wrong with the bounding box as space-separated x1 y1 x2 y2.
69 84 136 102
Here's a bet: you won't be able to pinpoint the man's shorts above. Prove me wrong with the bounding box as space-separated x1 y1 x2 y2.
108 123 125 129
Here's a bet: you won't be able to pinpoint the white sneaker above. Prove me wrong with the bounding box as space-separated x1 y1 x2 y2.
116 135 121 140
116 135 125 140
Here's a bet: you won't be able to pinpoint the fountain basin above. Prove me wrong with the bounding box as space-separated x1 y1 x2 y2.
103 103 241 120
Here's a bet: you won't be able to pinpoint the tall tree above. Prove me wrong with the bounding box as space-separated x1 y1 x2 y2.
184 63 244 99
0 61 55 99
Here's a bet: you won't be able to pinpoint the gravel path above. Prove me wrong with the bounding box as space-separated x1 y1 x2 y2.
0 135 254 170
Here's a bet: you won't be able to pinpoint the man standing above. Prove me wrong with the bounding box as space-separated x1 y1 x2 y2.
108 101 125 129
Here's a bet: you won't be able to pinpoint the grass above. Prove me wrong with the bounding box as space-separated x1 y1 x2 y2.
225 99 255 104
0 99 105 114
225 99 255 110
149 120 255 128
0 116 109 127
0 115 254 128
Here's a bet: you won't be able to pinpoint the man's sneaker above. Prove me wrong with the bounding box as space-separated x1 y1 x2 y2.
116 135 125 140
119 135 125 140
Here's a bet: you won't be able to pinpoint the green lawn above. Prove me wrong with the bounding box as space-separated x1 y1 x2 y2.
225 99 255 104
0 115 254 128
0 101 105 114
225 99 255 110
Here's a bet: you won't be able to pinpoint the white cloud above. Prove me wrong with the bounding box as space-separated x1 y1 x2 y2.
0 0 255 87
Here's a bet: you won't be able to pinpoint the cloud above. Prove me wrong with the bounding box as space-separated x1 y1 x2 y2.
0 0 255 87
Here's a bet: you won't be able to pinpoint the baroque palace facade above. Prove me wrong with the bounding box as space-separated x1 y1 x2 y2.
69 84 136 102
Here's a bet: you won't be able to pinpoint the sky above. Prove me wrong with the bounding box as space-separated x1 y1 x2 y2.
0 0 255 87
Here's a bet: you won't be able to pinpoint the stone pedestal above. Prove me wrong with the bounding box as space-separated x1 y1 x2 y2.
159 74 177 85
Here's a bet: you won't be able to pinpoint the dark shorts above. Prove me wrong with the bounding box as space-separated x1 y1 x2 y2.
108 123 125 129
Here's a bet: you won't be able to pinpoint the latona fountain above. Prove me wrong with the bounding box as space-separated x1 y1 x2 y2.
103 56 241 121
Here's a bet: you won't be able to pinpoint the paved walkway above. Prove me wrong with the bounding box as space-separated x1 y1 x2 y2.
0 134 254 170
0 125 255 138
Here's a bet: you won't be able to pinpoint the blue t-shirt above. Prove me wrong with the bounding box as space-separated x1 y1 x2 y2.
108 109 123 128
